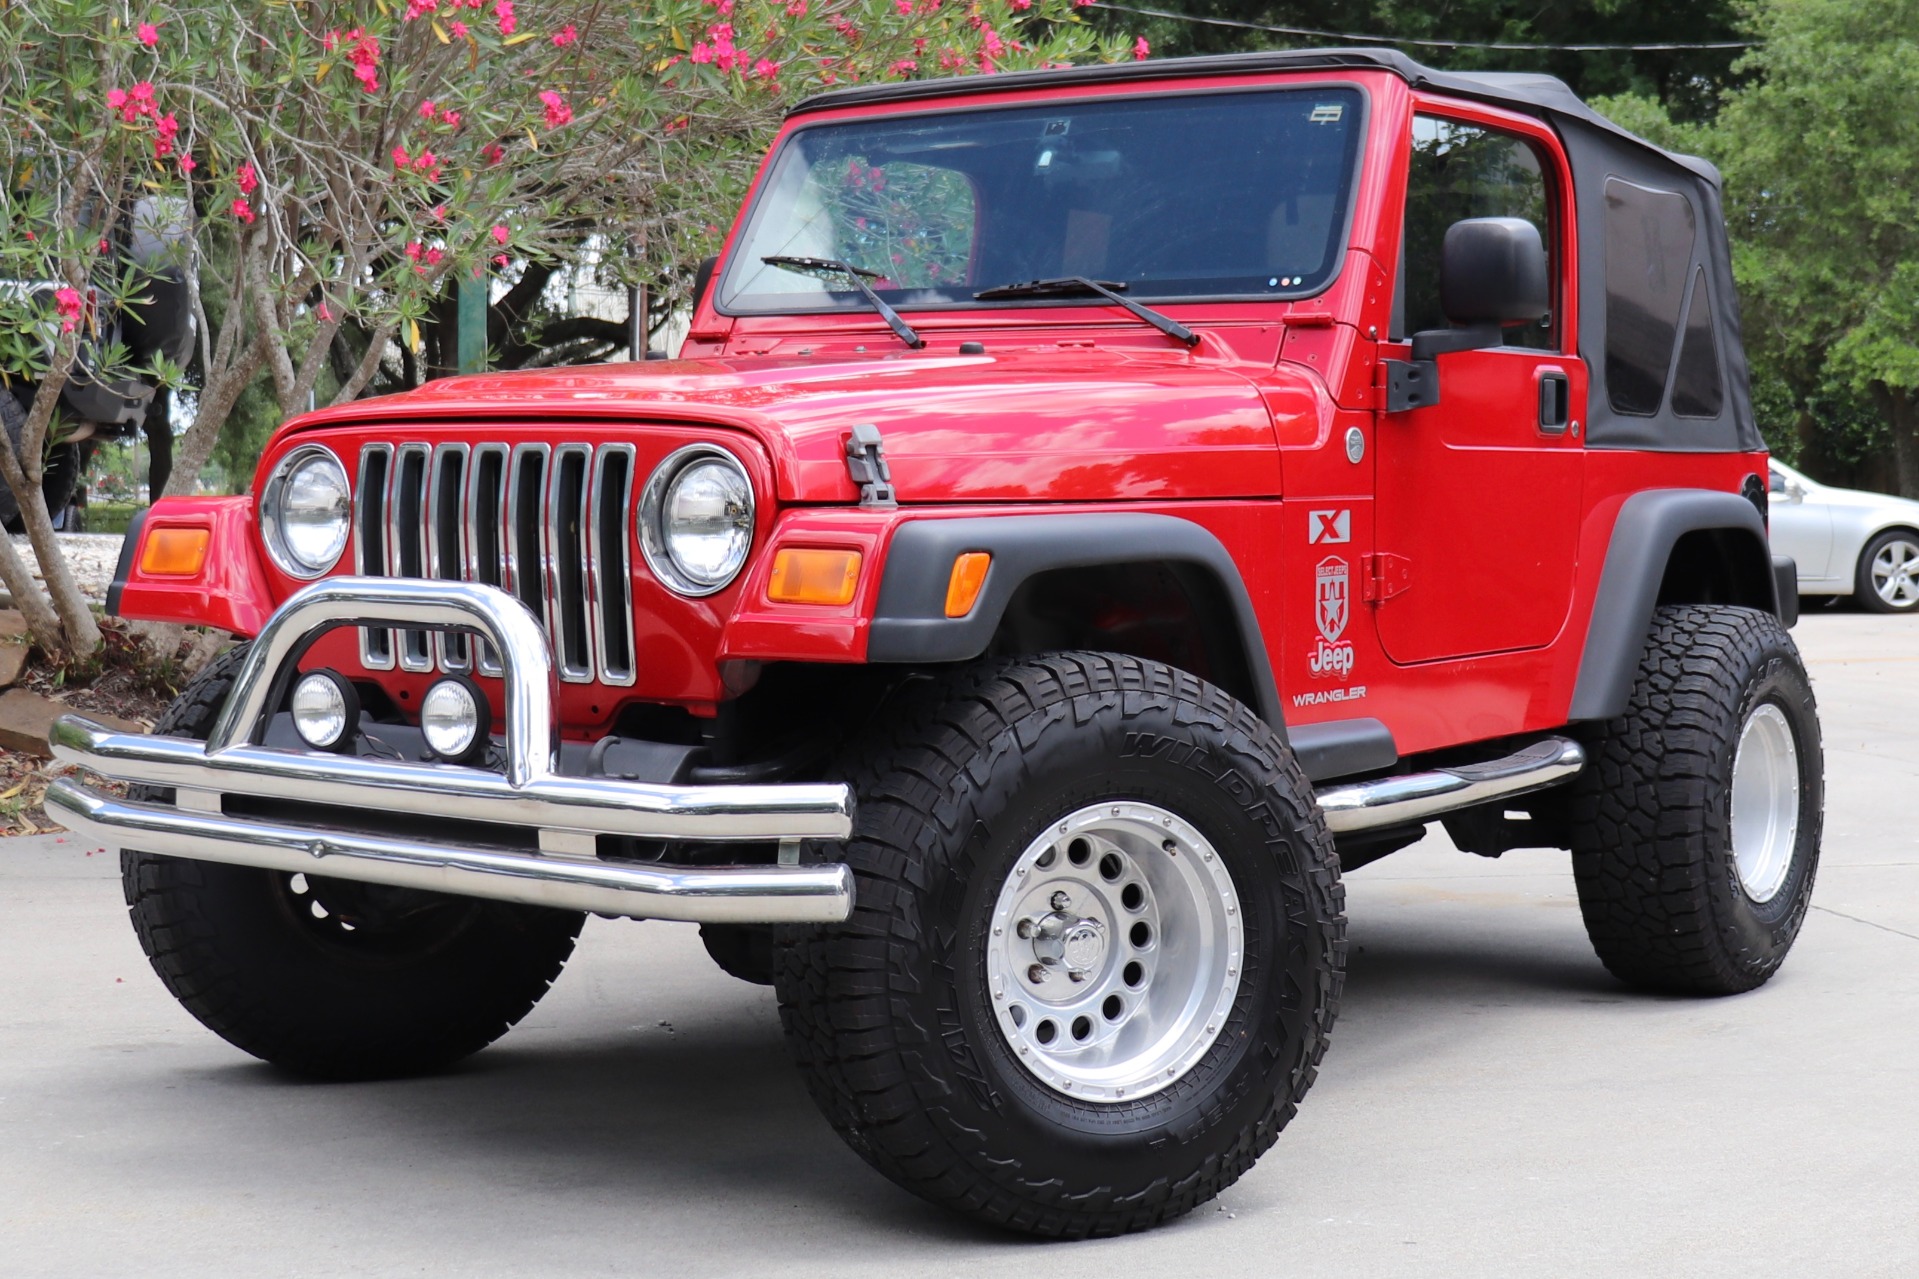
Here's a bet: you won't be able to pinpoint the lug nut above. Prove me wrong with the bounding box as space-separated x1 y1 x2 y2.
1028 964 1048 983
1068 971 1088 983
1050 891 1071 911
1016 918 1036 939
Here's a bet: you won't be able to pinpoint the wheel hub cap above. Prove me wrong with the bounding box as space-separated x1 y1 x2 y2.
986 802 1243 1102
1730 702 1800 903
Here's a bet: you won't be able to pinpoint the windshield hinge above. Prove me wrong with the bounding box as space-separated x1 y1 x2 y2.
844 423 897 509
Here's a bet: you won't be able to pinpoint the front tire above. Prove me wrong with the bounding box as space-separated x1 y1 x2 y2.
121 645 585 1079
774 654 1344 1237
1570 605 1823 994
1853 528 1919 612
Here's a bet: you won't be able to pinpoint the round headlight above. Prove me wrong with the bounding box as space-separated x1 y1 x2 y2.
262 445 350 578
290 669 359 752
639 446 754 596
420 675 490 763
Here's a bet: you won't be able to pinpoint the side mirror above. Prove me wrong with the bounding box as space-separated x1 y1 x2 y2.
1768 470 1787 495
1407 218 1550 362
1388 218 1551 412
690 254 719 315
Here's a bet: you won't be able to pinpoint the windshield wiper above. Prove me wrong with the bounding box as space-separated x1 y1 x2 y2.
760 255 925 349
972 276 1198 347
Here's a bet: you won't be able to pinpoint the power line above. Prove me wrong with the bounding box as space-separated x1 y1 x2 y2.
1090 2 1755 53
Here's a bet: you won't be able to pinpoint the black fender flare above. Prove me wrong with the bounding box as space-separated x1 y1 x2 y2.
1568 488 1786 722
869 512 1288 733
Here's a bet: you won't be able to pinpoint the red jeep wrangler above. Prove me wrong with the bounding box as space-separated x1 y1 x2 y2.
54 49 1821 1237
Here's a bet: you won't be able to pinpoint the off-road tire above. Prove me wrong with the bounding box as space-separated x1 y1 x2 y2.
1852 527 1919 613
0 390 79 533
121 644 585 1079
1570 605 1822 995
699 923 775 985
773 653 1345 1238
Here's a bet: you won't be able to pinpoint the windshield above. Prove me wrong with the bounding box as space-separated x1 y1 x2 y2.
718 87 1366 314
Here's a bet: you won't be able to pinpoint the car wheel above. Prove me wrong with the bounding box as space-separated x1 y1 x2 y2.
1569 605 1823 994
774 653 1344 1237
121 644 586 1079
1854 529 1919 612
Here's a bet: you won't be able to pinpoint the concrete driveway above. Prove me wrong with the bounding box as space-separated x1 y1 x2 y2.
3 610 1915 1277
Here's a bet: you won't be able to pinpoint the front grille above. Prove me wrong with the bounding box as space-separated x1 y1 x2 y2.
354 441 637 685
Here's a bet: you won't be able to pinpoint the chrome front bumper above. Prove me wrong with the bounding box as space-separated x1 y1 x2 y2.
49 577 856 925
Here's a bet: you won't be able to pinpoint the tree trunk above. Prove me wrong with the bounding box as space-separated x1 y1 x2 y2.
145 391 174 498
1874 383 1919 500
164 333 270 499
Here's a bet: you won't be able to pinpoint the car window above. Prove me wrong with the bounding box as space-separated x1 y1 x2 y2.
1396 115 1557 350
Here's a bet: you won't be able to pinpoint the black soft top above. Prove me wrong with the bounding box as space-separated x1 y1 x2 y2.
790 48 1759 455
790 48 1716 181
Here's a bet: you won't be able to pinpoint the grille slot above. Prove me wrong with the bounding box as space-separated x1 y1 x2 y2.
353 440 636 685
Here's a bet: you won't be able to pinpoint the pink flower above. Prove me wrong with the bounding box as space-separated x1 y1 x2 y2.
137 21 159 46
493 253 508 267
551 23 577 46
392 145 411 167
704 0 734 12
538 90 572 128
341 28 380 93
419 99 437 119
690 41 714 64
491 223 510 245
432 204 447 221
449 19 468 37
231 197 254 223
54 287 83 334
895 0 911 12
106 87 127 111
178 153 196 173
753 58 779 78
425 246 444 265
405 0 436 19
440 108 461 127
786 0 807 13
321 28 341 51
318 302 333 322
404 241 423 261
236 161 258 195
492 0 516 36
1133 36 1150 60
482 142 505 165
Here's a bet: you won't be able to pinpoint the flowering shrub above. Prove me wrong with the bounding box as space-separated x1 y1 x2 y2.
0 0 1130 656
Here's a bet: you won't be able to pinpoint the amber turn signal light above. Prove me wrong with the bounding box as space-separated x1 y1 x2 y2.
944 552 992 618
767 548 862 606
139 527 211 577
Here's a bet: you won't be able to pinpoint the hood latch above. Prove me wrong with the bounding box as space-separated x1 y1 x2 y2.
844 423 897 509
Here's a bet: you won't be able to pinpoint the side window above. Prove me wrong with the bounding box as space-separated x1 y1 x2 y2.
1601 177 1697 415
1397 115 1556 350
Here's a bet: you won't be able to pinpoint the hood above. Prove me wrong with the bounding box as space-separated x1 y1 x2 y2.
297 345 1302 504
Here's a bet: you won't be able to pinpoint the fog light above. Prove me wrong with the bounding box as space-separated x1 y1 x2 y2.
291 670 358 752
420 675 490 763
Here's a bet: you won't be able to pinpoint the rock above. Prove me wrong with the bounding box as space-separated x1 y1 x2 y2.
0 610 26 688
0 688 145 758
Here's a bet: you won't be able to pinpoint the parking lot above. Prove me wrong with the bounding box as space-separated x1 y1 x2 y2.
2 608 1914 1277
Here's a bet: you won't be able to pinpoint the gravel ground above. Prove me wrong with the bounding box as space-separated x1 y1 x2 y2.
2 533 123 606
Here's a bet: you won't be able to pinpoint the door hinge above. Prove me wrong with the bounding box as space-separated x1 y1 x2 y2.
1363 552 1411 603
843 422 897 509
1379 358 1440 413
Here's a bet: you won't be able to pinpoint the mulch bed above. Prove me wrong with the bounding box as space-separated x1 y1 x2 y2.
1 621 218 835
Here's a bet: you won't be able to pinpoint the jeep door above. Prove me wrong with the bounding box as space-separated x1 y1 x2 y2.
1373 105 1584 664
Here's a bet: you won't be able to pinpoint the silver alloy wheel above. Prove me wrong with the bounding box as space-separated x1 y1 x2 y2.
986 802 1243 1102
1730 703 1800 903
1870 536 1919 608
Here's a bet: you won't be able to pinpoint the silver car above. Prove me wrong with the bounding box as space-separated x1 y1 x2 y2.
1769 459 1919 612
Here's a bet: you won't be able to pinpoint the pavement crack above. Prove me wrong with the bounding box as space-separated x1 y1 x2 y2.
1812 904 1919 943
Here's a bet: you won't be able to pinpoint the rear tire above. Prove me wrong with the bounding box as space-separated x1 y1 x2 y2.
121 645 585 1079
1569 605 1822 994
1853 528 1919 612
774 653 1344 1237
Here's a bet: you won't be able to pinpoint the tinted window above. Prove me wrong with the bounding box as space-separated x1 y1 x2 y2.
1603 177 1696 416
1670 265 1724 418
720 89 1366 311
1398 116 1555 349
